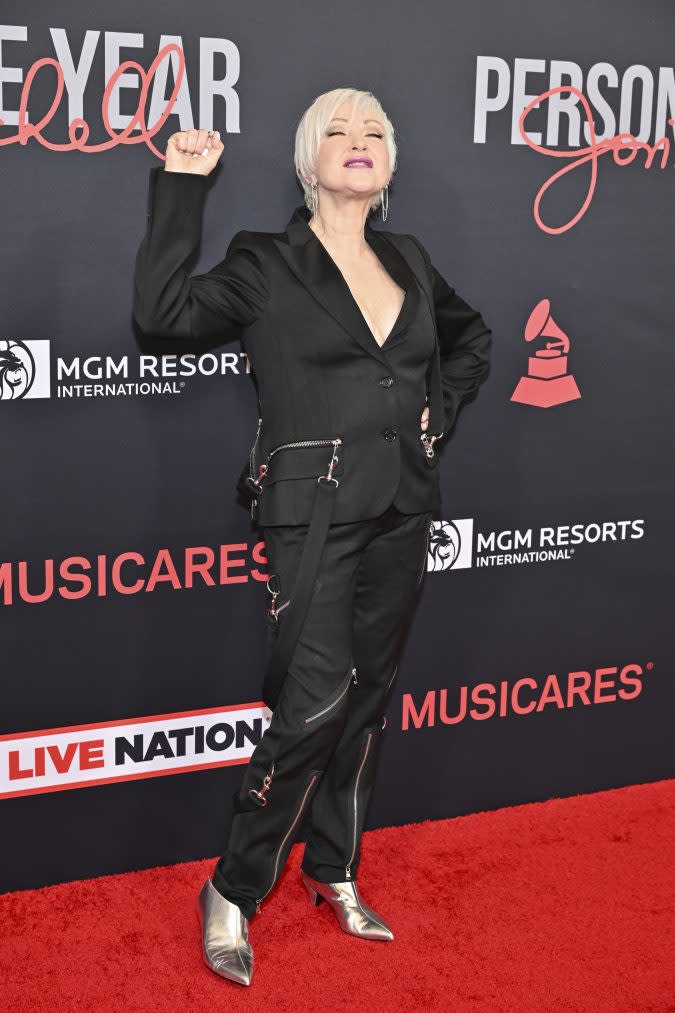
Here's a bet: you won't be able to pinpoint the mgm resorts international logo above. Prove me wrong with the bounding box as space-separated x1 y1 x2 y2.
427 516 645 572
0 339 244 401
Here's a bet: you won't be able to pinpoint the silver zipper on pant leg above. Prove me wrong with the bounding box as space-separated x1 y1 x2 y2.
304 666 357 725
385 664 398 693
255 772 319 915
416 519 433 587
345 732 373 880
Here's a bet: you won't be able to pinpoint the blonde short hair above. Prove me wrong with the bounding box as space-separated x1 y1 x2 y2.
294 87 397 214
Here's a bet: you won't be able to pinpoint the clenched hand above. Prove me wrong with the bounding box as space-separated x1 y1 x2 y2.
164 128 224 176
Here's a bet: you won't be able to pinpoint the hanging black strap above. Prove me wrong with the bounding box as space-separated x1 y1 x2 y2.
261 475 339 710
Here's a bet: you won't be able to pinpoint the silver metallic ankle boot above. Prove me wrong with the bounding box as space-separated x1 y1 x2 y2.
300 869 394 941
197 877 254 985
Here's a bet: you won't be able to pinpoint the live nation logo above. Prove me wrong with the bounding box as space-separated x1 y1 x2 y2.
0 338 249 401
0 702 272 799
427 515 645 572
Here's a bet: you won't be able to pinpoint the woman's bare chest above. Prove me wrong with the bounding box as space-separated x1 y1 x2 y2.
329 249 406 348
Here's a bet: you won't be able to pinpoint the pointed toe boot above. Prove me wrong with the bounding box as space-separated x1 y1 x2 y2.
197 877 254 985
300 869 394 941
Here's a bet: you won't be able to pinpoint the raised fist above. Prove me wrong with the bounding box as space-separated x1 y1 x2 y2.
164 128 224 176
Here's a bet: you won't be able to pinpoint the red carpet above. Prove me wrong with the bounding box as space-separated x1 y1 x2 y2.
2 779 674 1012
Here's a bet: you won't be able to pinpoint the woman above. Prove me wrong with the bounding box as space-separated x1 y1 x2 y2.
133 87 492 986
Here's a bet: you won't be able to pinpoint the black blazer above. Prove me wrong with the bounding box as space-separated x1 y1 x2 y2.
133 167 493 526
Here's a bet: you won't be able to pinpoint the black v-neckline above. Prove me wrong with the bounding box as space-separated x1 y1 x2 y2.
373 285 408 349
346 272 409 350
307 226 412 351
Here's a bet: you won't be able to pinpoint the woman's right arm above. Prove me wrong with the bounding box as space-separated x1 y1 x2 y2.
133 135 268 342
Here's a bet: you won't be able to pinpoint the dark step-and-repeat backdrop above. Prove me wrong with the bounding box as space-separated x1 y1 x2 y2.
2 1 673 891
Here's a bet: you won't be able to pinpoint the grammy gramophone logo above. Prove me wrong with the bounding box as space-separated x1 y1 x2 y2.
511 299 581 407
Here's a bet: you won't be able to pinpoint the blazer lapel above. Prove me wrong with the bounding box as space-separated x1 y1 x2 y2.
272 204 419 362
368 229 420 352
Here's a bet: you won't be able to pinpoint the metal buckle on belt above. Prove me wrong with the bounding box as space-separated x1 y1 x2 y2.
245 463 269 496
317 441 340 486
248 763 275 806
420 431 443 459
266 572 281 622
266 579 290 625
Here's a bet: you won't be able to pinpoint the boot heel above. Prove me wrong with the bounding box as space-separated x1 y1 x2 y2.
303 879 324 906
300 870 394 940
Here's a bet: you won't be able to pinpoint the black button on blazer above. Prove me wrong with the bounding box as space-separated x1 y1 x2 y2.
133 167 493 526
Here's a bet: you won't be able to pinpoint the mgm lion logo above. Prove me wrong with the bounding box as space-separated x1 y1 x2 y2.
0 340 36 400
429 519 474 571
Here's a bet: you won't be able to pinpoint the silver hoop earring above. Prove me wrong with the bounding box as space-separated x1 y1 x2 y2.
381 184 389 222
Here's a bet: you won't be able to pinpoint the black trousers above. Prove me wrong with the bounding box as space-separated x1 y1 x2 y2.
211 501 433 920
